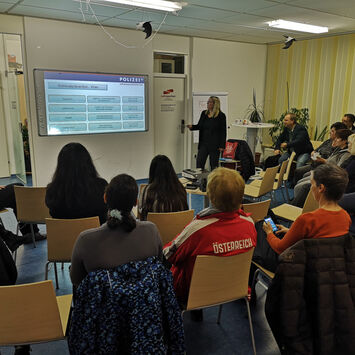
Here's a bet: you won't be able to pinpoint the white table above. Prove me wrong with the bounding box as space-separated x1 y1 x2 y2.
232 122 274 158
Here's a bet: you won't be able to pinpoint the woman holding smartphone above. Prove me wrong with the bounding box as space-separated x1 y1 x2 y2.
263 164 351 255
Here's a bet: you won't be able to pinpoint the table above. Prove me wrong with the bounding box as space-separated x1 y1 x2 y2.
180 177 209 209
232 122 274 158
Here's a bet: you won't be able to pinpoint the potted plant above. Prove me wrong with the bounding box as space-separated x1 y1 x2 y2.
245 89 264 123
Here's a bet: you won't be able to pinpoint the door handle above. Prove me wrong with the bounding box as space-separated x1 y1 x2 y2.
181 119 185 133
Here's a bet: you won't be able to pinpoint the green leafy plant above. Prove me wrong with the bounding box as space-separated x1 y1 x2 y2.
267 107 310 144
245 89 264 123
313 125 328 141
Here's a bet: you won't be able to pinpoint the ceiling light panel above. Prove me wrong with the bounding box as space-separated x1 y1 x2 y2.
268 19 328 33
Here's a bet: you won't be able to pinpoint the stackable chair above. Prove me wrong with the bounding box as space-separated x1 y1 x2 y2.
272 189 318 222
258 151 296 201
248 159 288 202
13 186 50 248
243 199 271 223
147 209 194 245
184 249 256 355
244 165 279 202
45 216 100 289
0 280 72 348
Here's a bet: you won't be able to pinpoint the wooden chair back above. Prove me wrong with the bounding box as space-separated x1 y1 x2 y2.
0 281 67 345
275 159 289 189
46 217 100 262
14 186 50 223
311 140 323 150
302 190 319 214
283 151 296 181
186 248 254 310
243 199 271 223
147 209 194 246
259 165 279 196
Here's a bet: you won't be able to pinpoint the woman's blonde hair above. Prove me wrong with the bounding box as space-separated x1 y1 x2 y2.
205 96 221 118
348 133 355 155
207 167 245 212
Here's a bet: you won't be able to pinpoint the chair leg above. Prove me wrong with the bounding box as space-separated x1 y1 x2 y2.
245 297 257 355
217 304 223 324
54 262 59 289
45 261 50 280
250 269 260 306
284 181 291 202
30 223 36 248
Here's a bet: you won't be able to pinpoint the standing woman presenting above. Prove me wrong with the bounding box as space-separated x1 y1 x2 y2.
187 96 226 171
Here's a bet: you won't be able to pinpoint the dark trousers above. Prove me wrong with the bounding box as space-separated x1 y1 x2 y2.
0 183 38 235
196 145 219 171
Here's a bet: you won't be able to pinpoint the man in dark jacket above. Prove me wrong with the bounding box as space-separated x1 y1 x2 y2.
274 113 313 168
265 234 355 355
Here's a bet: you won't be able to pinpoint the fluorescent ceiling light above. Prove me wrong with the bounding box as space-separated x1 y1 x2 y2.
268 19 328 34
83 0 184 12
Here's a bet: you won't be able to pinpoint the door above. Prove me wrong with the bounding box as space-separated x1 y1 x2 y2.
153 76 186 173
0 34 26 183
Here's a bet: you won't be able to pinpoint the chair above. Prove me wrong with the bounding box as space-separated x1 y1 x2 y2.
0 280 72 347
250 261 275 304
14 186 50 247
243 199 271 223
45 216 100 289
147 209 194 245
244 165 279 201
310 140 323 150
272 189 318 222
259 151 296 201
185 249 256 355
249 159 289 202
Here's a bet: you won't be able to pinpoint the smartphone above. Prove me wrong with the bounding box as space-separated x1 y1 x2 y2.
264 217 278 232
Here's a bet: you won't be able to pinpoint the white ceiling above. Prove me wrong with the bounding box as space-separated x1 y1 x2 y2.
0 0 355 44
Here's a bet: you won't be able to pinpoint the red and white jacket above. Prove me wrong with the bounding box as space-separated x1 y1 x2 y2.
163 208 257 303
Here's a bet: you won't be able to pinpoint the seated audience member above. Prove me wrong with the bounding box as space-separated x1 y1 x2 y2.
273 112 313 168
264 164 351 255
0 184 44 244
69 175 184 354
163 167 257 304
294 121 347 184
139 155 188 221
339 192 355 235
292 129 352 207
342 133 355 193
45 142 108 224
342 113 355 132
70 174 163 286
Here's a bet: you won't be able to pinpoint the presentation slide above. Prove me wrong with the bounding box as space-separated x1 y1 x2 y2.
35 70 148 136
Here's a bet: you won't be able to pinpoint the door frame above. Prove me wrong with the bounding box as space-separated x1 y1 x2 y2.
153 73 188 172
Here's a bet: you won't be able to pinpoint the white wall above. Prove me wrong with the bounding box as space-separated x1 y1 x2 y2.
0 14 268 182
24 17 155 186
191 38 267 146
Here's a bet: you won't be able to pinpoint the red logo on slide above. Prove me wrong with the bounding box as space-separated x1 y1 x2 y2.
163 89 174 95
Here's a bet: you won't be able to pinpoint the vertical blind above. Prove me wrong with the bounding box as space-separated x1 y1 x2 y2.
264 33 355 141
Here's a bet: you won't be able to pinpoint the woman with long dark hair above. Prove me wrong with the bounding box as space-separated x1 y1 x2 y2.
45 142 108 224
139 155 188 221
70 174 162 286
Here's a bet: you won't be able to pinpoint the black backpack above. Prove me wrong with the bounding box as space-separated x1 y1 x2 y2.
0 237 17 286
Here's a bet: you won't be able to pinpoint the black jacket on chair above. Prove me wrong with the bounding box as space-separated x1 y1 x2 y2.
265 234 355 355
0 237 17 286
228 139 255 181
275 123 313 157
